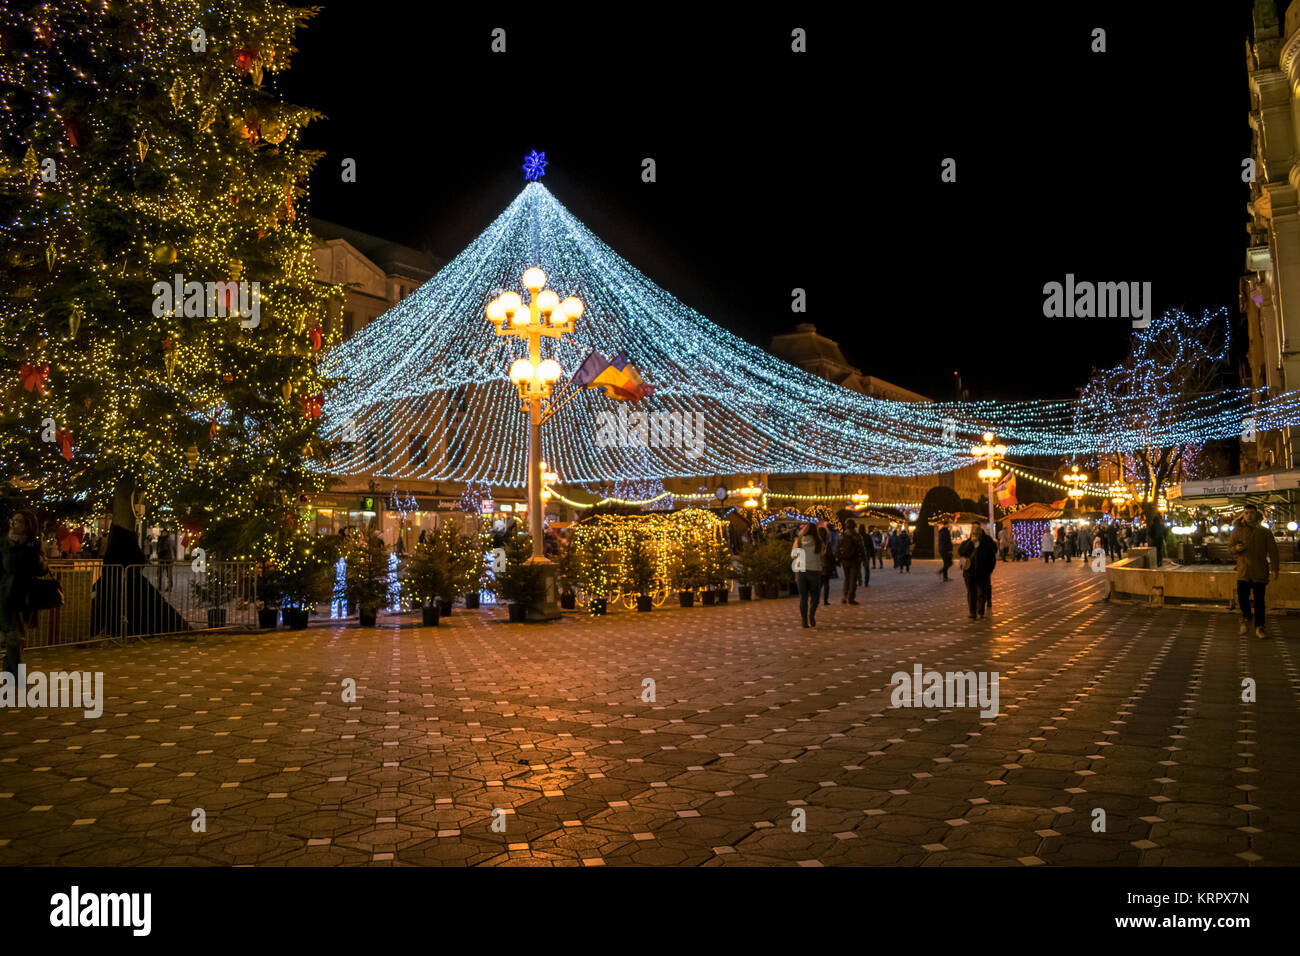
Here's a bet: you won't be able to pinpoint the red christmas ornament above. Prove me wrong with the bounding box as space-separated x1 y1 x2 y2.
209 406 221 440
55 429 74 460
309 325 322 352
233 47 258 72
63 115 82 148
19 362 49 394
301 393 324 420
222 372 234 383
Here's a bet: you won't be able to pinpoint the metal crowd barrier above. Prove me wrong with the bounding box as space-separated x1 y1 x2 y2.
28 559 258 649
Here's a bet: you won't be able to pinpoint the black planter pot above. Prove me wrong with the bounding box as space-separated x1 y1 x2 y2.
560 592 576 610
739 585 753 601
257 608 279 629
439 599 454 617
507 603 526 622
422 604 440 626
701 591 717 606
716 587 729 604
590 597 607 616
206 608 227 628
284 608 309 630
636 595 652 612
465 593 480 610
359 607 378 627
678 591 695 608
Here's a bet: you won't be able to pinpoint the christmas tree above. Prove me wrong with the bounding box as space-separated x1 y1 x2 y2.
0 0 336 566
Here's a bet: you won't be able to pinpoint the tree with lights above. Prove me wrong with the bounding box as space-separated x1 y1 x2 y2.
1074 309 1229 522
0 0 336 569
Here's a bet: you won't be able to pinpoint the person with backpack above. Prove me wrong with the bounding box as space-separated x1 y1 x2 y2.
2 511 48 676
837 519 863 604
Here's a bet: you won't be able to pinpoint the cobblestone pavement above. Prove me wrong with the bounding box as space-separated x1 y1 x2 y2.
2 559 1298 866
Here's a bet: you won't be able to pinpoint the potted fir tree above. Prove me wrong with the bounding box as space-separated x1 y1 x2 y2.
556 535 578 609
193 568 236 628
453 525 487 610
279 533 337 630
625 534 655 612
495 561 546 622
670 549 706 607
256 560 281 628
737 540 758 600
401 534 448 626
340 527 391 627
701 536 732 605
578 532 612 615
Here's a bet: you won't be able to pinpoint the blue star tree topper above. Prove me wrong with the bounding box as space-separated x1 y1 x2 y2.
522 149 547 181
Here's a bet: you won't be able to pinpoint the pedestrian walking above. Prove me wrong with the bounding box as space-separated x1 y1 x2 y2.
2 511 47 676
837 519 863 604
998 524 1012 562
937 520 954 581
1229 504 1279 639
791 522 823 628
870 528 884 569
1149 511 1165 567
859 524 874 587
1041 526 1056 562
1067 525 1079 560
892 528 912 572
157 528 174 592
957 521 998 620
818 525 835 606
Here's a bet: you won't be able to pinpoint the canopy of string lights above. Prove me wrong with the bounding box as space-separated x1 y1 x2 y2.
321 183 1299 488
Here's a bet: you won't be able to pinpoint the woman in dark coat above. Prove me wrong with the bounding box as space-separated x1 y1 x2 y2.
1 511 45 675
957 523 998 620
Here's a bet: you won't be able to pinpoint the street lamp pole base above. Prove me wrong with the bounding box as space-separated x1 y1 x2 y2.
524 555 562 621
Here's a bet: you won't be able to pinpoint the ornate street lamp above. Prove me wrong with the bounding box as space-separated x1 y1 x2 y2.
971 431 1006 533
1063 465 1088 509
487 268 583 620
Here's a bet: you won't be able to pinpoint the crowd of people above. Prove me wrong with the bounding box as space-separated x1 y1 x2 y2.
780 507 1283 635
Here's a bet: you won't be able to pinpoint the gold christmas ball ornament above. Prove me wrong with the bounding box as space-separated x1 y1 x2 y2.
153 244 177 264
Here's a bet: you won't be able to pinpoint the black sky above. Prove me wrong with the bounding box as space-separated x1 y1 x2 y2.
278 1 1256 402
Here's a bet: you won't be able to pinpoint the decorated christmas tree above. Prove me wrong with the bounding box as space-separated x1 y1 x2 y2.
0 0 336 566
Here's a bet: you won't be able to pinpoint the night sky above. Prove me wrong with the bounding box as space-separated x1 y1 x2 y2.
279 1 1256 402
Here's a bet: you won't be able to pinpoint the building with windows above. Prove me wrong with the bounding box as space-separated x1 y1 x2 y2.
1244 0 1300 472
309 218 441 341
766 323 984 506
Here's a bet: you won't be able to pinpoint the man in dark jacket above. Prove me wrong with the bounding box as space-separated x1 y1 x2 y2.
937 521 954 581
837 519 863 604
858 525 874 586
1229 504 1280 638
1 511 45 676
957 523 998 619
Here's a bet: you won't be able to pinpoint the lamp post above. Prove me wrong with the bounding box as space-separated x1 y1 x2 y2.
971 431 1006 534
1063 465 1088 512
487 268 583 620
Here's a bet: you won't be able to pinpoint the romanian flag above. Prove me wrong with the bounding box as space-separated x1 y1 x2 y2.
995 473 1017 508
571 349 654 401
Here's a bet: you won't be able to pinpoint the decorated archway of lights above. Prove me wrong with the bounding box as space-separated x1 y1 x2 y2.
321 182 1300 486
